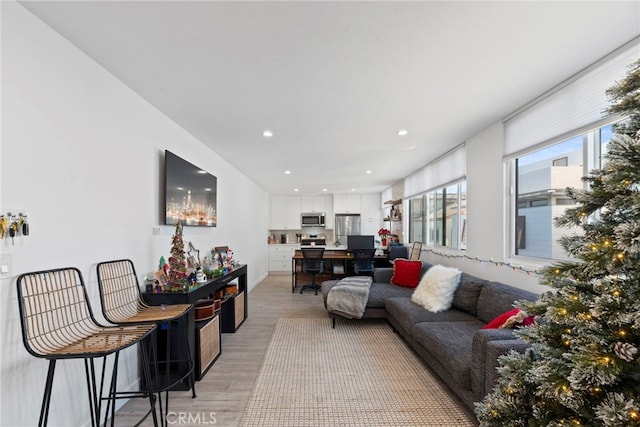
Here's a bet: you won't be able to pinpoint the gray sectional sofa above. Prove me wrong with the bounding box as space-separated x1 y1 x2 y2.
320 263 538 411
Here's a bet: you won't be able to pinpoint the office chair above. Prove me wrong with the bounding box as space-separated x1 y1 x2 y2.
300 247 325 295
388 245 409 263
353 248 376 276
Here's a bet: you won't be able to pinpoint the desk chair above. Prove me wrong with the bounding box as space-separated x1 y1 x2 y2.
388 245 409 262
409 242 423 261
96 259 196 427
17 267 158 427
353 248 376 276
300 247 325 295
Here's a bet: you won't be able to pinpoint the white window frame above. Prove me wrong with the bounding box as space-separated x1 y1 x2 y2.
506 119 619 263
409 179 466 251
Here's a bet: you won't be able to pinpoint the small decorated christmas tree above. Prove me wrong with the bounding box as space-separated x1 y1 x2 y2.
167 221 188 291
476 60 640 426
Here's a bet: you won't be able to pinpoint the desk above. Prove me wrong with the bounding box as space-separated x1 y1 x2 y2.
143 264 248 384
291 250 387 292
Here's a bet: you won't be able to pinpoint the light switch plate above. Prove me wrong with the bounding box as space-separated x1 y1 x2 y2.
0 254 12 278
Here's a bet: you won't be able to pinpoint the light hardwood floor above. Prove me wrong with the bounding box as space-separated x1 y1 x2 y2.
115 273 476 426
115 273 326 426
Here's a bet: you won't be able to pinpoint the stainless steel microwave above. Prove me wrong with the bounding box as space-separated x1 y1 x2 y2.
301 213 325 227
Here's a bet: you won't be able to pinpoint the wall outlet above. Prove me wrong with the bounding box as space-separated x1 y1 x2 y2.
152 227 161 235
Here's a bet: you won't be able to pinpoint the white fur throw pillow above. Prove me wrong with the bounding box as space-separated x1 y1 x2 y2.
411 265 462 312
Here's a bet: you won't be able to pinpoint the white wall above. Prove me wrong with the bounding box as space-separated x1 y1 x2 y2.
423 123 546 293
1 3 269 426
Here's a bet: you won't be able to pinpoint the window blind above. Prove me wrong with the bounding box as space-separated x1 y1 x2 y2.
404 143 466 198
504 38 640 158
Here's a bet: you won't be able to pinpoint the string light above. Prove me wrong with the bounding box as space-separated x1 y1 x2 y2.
425 249 540 275
630 410 639 420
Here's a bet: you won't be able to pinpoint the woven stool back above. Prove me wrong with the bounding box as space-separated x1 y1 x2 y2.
97 259 192 324
97 259 145 323
17 267 151 359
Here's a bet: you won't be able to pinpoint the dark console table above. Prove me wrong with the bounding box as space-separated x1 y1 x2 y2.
143 264 248 385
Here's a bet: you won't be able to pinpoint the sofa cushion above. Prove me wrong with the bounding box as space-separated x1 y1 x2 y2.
411 321 485 391
476 281 538 324
411 265 461 312
451 273 487 316
366 282 414 308
385 297 478 333
391 259 423 287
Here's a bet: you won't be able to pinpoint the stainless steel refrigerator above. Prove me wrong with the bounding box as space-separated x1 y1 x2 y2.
334 214 361 246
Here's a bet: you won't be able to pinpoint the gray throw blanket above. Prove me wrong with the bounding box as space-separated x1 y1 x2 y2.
326 276 373 319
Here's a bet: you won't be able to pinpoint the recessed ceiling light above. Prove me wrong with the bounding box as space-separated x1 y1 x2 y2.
293 188 299 192
351 188 356 192
397 129 408 136
284 170 292 175
366 170 372 174
262 129 273 138
322 188 328 192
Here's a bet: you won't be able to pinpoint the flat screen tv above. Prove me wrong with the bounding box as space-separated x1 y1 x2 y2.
164 150 217 227
347 235 374 251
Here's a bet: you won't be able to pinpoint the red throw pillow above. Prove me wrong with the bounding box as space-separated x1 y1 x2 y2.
390 259 422 288
483 308 535 329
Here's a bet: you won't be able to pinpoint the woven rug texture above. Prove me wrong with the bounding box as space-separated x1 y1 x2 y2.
240 318 475 426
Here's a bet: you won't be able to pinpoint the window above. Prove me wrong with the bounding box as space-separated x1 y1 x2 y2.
409 181 466 250
408 195 424 244
513 123 614 259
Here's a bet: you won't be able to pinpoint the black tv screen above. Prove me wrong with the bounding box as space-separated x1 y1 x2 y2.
347 235 374 250
164 150 217 227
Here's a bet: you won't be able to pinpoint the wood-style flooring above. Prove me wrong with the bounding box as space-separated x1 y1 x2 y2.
115 273 327 426
115 273 475 426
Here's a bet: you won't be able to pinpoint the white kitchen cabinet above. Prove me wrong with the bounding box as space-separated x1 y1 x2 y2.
360 193 382 236
268 244 297 272
333 194 361 214
300 196 329 213
270 196 301 229
324 195 334 229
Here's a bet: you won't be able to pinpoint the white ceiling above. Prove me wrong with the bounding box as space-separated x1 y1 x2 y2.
19 1 640 196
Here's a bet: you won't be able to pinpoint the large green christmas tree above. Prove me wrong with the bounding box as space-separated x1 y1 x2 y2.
476 60 640 426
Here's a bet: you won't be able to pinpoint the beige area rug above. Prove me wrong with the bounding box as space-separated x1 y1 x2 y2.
240 318 476 426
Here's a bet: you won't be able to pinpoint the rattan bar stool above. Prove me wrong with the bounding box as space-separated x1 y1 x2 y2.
16 267 158 427
96 259 196 427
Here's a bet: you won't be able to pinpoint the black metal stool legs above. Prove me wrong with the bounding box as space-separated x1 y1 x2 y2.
38 360 56 427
